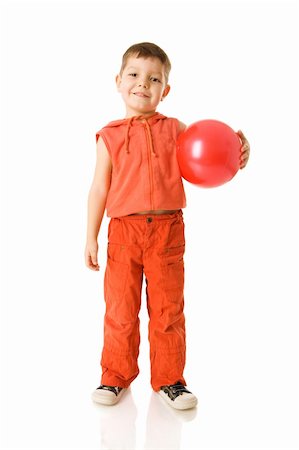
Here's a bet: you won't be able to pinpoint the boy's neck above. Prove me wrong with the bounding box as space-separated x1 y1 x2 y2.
124 110 159 120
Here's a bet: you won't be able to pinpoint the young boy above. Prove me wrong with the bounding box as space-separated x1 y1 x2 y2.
85 42 250 410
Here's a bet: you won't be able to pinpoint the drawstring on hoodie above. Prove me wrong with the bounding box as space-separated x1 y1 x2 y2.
125 115 157 157
124 116 134 155
144 120 157 157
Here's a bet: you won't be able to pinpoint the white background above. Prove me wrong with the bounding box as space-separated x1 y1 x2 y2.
1 0 298 449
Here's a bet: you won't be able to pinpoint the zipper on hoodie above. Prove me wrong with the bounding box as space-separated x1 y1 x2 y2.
143 120 154 210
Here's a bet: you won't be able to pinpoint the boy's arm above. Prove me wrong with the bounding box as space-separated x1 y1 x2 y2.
178 121 187 133
86 136 112 242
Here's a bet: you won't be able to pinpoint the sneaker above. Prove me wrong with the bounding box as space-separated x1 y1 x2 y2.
91 384 127 405
158 381 198 410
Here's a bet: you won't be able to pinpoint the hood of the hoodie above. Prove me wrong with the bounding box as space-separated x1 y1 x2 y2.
103 112 167 128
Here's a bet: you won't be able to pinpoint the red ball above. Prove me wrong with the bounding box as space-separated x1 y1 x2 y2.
177 119 241 188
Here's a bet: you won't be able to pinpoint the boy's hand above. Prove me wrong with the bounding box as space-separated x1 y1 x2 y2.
237 130 250 169
85 241 100 271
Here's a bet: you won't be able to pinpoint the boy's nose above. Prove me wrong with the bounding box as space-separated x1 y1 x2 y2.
138 80 148 88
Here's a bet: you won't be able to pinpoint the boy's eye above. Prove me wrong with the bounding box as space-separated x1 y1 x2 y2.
151 77 161 83
129 73 137 77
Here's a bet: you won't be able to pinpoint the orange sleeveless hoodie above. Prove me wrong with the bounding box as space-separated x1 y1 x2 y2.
95 112 187 218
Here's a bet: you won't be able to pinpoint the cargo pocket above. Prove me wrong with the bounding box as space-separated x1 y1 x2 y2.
162 259 185 291
160 245 185 292
104 250 129 304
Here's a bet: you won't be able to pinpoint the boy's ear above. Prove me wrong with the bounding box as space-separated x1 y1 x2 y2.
115 74 121 91
161 84 171 101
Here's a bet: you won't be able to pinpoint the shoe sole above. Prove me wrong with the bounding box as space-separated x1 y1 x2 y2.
158 390 198 410
91 387 127 405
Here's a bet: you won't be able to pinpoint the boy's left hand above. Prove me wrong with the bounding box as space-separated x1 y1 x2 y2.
236 130 250 169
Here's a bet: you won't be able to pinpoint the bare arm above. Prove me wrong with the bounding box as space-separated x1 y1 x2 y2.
85 136 112 270
178 120 187 133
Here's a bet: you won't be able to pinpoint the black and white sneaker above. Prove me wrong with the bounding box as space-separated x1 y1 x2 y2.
91 384 127 405
158 381 198 410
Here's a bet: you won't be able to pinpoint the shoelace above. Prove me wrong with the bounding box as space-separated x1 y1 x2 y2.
96 384 123 396
160 381 192 400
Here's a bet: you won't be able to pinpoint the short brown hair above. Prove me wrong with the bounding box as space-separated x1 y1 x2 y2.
120 42 171 84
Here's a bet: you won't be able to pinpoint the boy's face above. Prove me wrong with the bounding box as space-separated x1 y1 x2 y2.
116 55 170 118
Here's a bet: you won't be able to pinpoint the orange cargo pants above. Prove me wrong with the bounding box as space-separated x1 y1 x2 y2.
100 209 187 392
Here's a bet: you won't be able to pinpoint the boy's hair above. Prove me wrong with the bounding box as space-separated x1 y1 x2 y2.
120 42 171 84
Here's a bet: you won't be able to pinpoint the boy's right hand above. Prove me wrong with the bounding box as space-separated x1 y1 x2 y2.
85 240 100 271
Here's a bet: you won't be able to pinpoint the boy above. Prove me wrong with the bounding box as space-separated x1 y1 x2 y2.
85 42 250 410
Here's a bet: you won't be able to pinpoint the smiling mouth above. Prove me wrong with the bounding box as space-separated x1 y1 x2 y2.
133 92 150 98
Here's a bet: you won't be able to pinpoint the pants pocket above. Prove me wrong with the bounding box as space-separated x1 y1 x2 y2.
159 244 185 292
161 258 185 291
104 252 129 303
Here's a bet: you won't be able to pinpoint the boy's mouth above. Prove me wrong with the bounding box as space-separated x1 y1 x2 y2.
133 92 150 98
